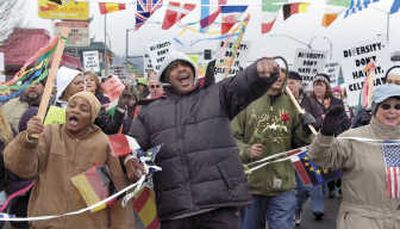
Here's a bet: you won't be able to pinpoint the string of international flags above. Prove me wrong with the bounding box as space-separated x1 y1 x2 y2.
96 0 400 34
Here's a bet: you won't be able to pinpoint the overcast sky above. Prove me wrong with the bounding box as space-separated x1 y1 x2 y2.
20 0 400 65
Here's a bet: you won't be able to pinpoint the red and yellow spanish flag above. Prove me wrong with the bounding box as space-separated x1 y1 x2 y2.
133 187 160 229
99 2 126 15
283 2 309 20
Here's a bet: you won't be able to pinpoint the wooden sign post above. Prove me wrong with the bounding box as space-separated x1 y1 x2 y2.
285 86 318 135
36 27 70 121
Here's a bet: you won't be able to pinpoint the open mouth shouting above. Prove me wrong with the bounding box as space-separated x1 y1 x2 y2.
167 63 195 94
65 97 93 135
68 115 79 128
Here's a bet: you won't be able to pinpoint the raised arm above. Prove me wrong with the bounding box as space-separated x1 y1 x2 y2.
4 116 49 179
219 58 279 119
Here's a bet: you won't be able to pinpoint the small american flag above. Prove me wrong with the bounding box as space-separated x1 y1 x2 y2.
383 142 400 199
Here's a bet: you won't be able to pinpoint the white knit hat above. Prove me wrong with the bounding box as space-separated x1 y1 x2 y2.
56 66 83 100
157 51 198 84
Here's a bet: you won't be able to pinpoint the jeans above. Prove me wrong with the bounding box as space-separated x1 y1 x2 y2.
295 175 325 214
241 191 296 229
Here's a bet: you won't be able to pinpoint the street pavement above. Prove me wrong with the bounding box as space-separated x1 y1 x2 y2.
296 196 340 229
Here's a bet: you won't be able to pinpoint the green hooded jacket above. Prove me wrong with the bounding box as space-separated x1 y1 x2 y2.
231 93 310 196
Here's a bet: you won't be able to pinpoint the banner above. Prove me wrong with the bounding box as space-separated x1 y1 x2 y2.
340 38 390 107
38 0 89 20
147 40 173 72
214 40 250 82
54 21 89 47
82 51 100 73
293 49 327 88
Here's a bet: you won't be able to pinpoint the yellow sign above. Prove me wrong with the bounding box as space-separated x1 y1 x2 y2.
38 0 89 20
44 106 66 125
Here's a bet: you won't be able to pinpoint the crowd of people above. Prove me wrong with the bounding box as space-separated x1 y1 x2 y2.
0 51 399 229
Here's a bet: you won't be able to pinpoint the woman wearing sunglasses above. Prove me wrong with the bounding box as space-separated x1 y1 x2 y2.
309 83 400 229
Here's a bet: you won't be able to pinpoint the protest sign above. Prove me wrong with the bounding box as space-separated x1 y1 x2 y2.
324 62 341 86
147 40 173 72
340 38 390 107
44 106 66 125
101 75 125 101
83 51 100 73
143 53 153 73
214 40 250 82
293 49 327 87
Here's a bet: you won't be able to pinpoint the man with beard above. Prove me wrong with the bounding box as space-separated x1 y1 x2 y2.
2 82 44 131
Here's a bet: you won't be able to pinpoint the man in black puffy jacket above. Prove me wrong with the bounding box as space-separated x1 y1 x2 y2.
127 51 279 228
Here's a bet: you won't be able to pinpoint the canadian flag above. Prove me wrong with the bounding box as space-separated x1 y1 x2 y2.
162 1 196 30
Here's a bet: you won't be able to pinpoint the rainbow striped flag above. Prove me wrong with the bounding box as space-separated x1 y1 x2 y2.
0 37 58 104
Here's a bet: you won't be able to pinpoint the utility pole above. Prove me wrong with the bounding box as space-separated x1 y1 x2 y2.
104 14 108 77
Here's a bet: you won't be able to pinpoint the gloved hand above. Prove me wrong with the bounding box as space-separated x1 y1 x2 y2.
321 106 347 136
301 112 317 128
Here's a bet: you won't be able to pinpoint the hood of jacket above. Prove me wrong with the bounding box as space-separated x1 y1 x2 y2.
157 51 198 85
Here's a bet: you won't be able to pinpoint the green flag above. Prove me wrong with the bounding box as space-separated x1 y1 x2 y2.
326 0 350 7
262 0 287 12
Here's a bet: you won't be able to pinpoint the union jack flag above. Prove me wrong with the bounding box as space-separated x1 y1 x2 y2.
135 0 163 30
383 142 400 199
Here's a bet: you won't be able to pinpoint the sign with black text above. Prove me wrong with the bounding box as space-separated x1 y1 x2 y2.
293 49 327 87
147 40 173 72
214 40 250 82
340 38 390 107
82 51 100 73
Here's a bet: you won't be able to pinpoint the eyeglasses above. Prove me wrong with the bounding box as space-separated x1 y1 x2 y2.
380 103 400 110
150 85 161 89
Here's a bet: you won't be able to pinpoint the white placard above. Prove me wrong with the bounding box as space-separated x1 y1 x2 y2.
324 62 341 86
293 49 327 87
214 40 250 82
143 53 153 73
340 38 390 107
82 50 100 73
147 40 173 72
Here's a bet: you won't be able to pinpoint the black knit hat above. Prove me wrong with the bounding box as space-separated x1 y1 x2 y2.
288 71 302 81
313 73 330 86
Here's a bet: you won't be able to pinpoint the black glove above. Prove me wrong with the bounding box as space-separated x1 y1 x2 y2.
320 105 347 136
301 112 317 133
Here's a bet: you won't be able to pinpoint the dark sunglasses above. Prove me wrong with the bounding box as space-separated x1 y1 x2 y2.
150 85 161 89
380 103 400 110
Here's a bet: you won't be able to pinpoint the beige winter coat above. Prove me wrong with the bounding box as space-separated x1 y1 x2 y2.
4 124 135 228
310 118 400 229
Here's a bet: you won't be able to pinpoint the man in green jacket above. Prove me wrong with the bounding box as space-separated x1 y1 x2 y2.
231 68 315 229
